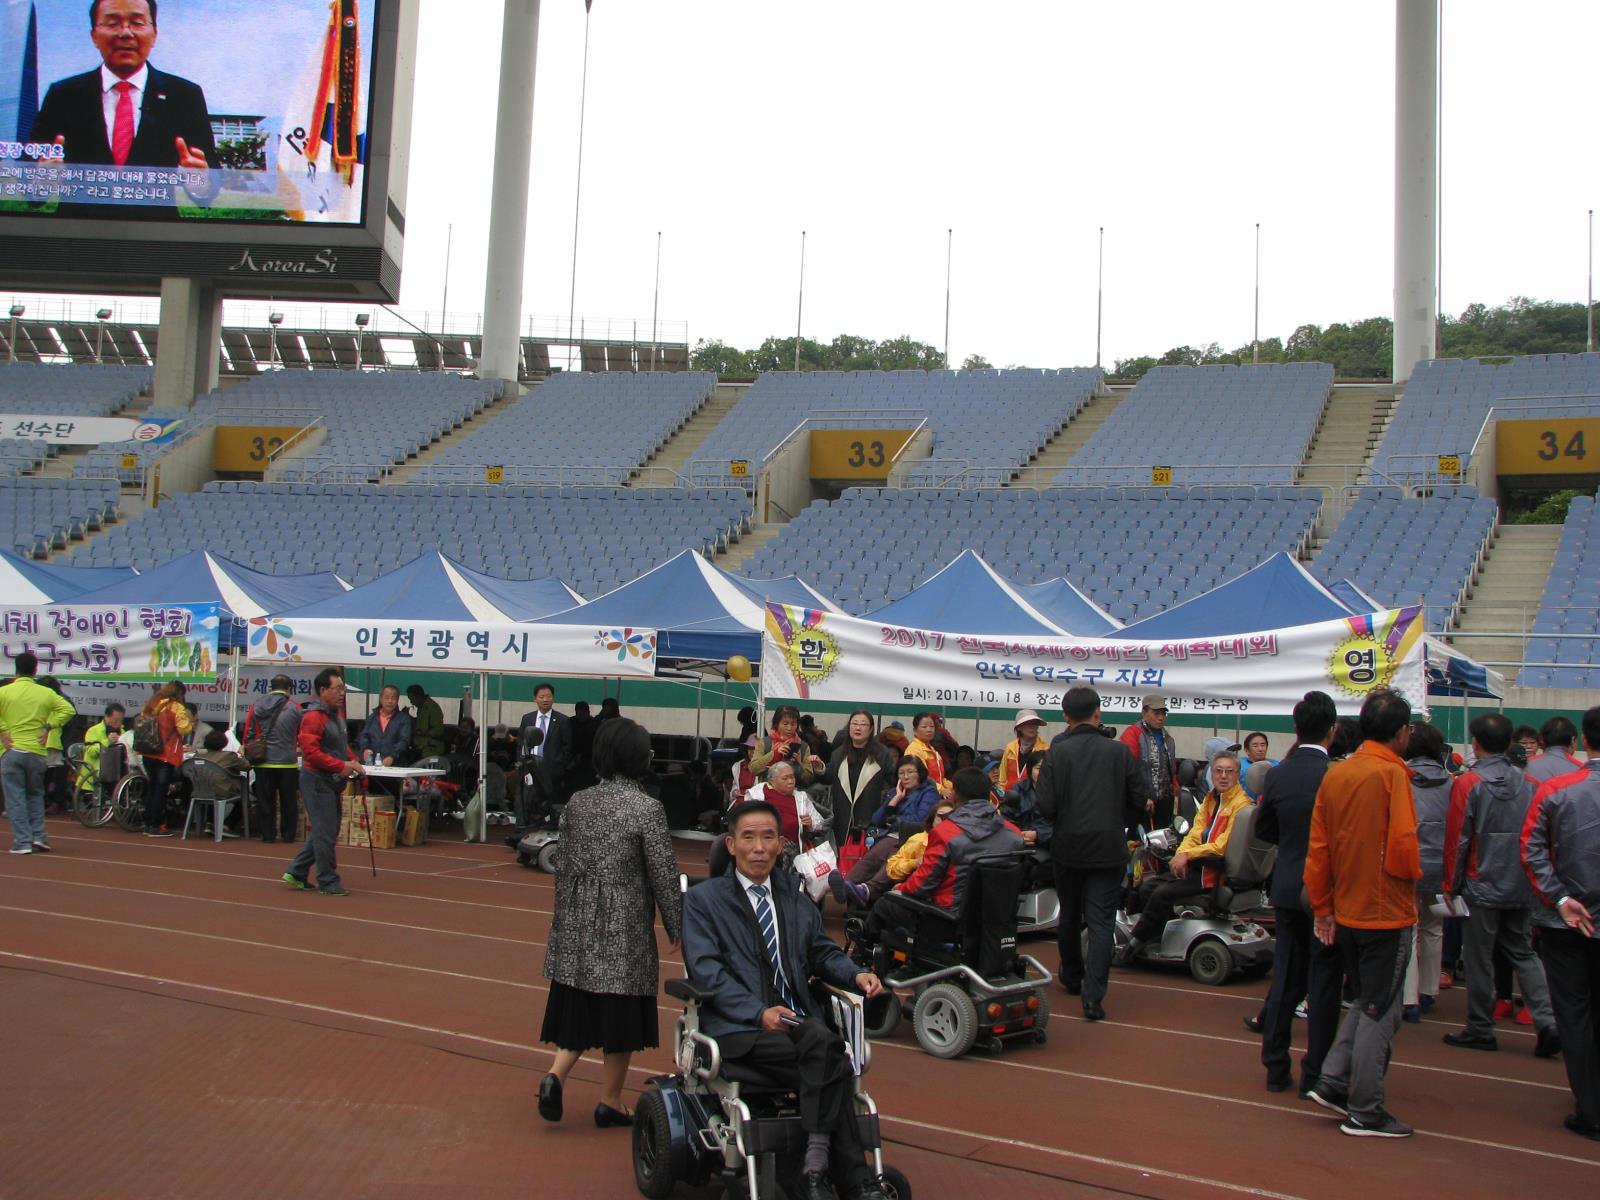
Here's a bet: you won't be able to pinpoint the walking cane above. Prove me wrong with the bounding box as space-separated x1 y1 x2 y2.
359 775 377 877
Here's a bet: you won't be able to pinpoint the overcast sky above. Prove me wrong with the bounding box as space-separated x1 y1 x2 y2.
387 0 1597 369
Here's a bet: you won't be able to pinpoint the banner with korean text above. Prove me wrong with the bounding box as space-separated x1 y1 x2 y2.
244 615 659 679
762 603 1428 717
1 602 222 681
62 662 322 724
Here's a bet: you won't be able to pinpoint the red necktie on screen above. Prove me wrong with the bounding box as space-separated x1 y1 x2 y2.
111 81 135 166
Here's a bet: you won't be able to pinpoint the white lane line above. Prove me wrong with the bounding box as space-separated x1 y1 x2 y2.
870 1040 1596 1165
6 952 1596 1172
8 853 554 915
1047 1012 1567 1093
0 903 691 996
34 831 555 889
878 1113 1311 1200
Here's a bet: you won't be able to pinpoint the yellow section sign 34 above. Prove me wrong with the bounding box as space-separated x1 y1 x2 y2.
1495 416 1598 476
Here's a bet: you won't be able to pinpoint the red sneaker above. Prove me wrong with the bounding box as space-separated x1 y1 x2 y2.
1492 999 1515 1022
1438 972 1454 991
1514 1004 1533 1027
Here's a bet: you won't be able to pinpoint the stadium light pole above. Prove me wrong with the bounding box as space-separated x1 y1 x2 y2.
795 230 806 372
567 0 594 373
1095 226 1104 369
1252 222 1261 365
354 312 370 372
441 223 453 337
268 311 283 368
1588 208 1594 353
95 307 113 364
651 231 662 373
7 304 22 363
943 228 953 369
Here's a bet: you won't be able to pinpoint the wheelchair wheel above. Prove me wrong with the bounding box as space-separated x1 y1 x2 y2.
1030 989 1050 1041
631 1088 677 1199
1188 938 1232 986
879 1165 913 1200
112 773 147 832
537 842 560 873
75 779 116 828
912 982 979 1059
863 989 902 1040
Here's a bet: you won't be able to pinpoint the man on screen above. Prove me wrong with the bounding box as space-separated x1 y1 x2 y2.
28 0 215 170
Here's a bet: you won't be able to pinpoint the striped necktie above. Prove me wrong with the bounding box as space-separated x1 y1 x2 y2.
750 883 800 1014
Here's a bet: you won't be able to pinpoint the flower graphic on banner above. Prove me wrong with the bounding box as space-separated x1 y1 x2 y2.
596 628 655 663
247 616 302 661
1327 606 1423 699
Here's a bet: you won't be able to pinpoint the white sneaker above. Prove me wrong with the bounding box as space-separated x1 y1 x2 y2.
9 845 32 855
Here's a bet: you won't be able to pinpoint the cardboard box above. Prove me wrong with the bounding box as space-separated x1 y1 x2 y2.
370 810 397 850
399 807 425 847
339 795 372 847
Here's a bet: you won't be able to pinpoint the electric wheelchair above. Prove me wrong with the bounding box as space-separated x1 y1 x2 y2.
632 976 912 1200
850 853 1052 1059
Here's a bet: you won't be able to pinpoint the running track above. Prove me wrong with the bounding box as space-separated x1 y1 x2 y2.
1 820 1594 1199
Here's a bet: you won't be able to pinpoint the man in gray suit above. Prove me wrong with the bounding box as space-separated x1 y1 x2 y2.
682 800 889 1200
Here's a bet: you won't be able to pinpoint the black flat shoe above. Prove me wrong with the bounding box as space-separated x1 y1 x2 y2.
537 1073 562 1122
1243 1014 1264 1034
1082 1000 1106 1022
594 1102 632 1128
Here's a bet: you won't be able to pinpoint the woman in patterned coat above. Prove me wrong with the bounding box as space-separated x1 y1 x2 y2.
538 717 682 1128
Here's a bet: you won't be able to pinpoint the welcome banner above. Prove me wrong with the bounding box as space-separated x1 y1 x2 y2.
1 602 222 681
762 604 1428 718
245 614 659 679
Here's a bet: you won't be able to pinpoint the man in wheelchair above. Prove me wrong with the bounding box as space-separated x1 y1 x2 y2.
679 799 895 1200
1115 749 1252 964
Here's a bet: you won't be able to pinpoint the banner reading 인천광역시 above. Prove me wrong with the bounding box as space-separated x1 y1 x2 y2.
761 603 1429 718
1 602 222 681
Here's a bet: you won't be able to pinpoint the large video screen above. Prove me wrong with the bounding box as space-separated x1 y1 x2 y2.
0 0 379 225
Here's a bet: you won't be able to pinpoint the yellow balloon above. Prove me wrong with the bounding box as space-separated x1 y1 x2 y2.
726 654 753 682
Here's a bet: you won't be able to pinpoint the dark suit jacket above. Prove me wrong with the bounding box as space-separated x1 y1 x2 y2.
30 66 217 168
1035 724 1146 870
518 709 572 787
1254 744 1332 910
682 872 862 1039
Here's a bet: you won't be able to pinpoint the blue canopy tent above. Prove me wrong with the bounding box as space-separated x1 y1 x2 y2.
0 547 135 603
538 549 834 662
1013 576 1122 636
866 550 1078 636
277 551 582 622
1120 552 1352 640
71 549 349 650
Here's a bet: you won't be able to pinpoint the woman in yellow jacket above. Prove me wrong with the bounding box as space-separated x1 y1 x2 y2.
1118 752 1252 958
903 712 953 799
139 682 194 837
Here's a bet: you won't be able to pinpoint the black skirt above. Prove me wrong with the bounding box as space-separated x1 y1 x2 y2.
540 979 658 1054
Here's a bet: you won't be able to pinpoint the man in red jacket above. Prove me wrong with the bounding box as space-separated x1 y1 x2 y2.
282 668 364 896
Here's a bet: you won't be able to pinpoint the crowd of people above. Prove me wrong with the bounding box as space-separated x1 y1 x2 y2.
7 646 1599 1177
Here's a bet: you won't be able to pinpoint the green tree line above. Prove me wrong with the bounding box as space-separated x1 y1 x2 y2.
690 298 1593 381
1111 298 1596 381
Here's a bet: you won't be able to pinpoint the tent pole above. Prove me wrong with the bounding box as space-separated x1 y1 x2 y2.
479 672 489 843
227 646 241 735
695 676 703 741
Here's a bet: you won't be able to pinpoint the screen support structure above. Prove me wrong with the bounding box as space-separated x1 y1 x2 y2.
154 278 222 409
479 0 542 388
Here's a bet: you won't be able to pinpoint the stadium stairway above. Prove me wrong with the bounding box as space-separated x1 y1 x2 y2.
1010 387 1126 488
631 383 747 485
380 385 521 484
1448 524 1564 683
714 523 786 574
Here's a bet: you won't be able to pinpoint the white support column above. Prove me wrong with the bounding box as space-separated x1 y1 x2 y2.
1393 0 1438 384
478 0 542 388
153 277 221 407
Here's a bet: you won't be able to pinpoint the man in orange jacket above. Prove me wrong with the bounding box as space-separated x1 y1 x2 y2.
1302 688 1422 1139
